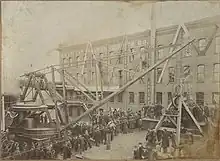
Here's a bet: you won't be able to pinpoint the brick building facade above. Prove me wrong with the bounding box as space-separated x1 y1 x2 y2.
58 15 220 112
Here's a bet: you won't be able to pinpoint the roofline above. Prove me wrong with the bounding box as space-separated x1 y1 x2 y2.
59 15 220 51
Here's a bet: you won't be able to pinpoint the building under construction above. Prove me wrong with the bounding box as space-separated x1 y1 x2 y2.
58 15 220 112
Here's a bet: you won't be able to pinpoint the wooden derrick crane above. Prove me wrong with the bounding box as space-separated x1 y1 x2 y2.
15 39 193 139
61 39 194 131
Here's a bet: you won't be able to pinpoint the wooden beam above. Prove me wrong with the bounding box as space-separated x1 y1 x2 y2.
168 116 177 127
21 74 33 101
158 25 182 83
176 95 182 146
51 67 61 131
150 3 156 104
60 62 69 124
182 101 203 135
62 39 194 130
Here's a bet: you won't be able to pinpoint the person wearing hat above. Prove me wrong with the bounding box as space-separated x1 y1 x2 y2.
138 142 144 159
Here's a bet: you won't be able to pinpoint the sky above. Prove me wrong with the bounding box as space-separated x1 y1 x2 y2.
2 1 220 94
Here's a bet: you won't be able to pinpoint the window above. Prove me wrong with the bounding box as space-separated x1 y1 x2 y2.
119 70 123 85
68 57 72 66
129 69 132 80
212 92 220 104
183 65 191 78
142 60 147 69
156 92 163 105
198 38 206 52
197 64 205 83
110 95 114 102
130 48 135 62
196 92 204 106
168 67 175 83
139 92 145 104
156 68 162 83
119 70 123 78
168 92 172 105
76 56 79 67
118 92 123 102
213 63 220 82
157 45 163 60
216 36 220 54
129 92 135 104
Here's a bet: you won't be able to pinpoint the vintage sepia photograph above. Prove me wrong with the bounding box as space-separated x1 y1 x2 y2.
1 1 220 160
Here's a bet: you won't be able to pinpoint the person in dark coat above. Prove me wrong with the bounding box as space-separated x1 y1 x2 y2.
62 142 71 159
138 143 144 159
133 146 139 159
154 103 163 119
94 127 101 146
161 129 169 153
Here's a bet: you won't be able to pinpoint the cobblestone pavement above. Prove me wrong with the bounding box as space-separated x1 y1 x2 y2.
83 130 146 160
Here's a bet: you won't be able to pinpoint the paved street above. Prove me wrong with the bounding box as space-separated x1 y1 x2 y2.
83 130 146 160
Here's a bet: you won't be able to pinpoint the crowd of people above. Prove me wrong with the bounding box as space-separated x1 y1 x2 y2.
1 99 216 160
2 107 144 160
133 128 194 160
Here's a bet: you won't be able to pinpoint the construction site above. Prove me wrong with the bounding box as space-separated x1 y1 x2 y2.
1 2 220 161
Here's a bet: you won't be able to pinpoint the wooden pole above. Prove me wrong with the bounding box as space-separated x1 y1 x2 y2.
51 67 61 133
150 3 156 104
61 61 68 124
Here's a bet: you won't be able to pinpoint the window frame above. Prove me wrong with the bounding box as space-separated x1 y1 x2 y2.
139 92 145 104
168 67 175 83
129 92 135 104
198 38 206 52
197 64 205 83
156 92 163 105
213 63 220 82
157 45 163 60
118 92 123 102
